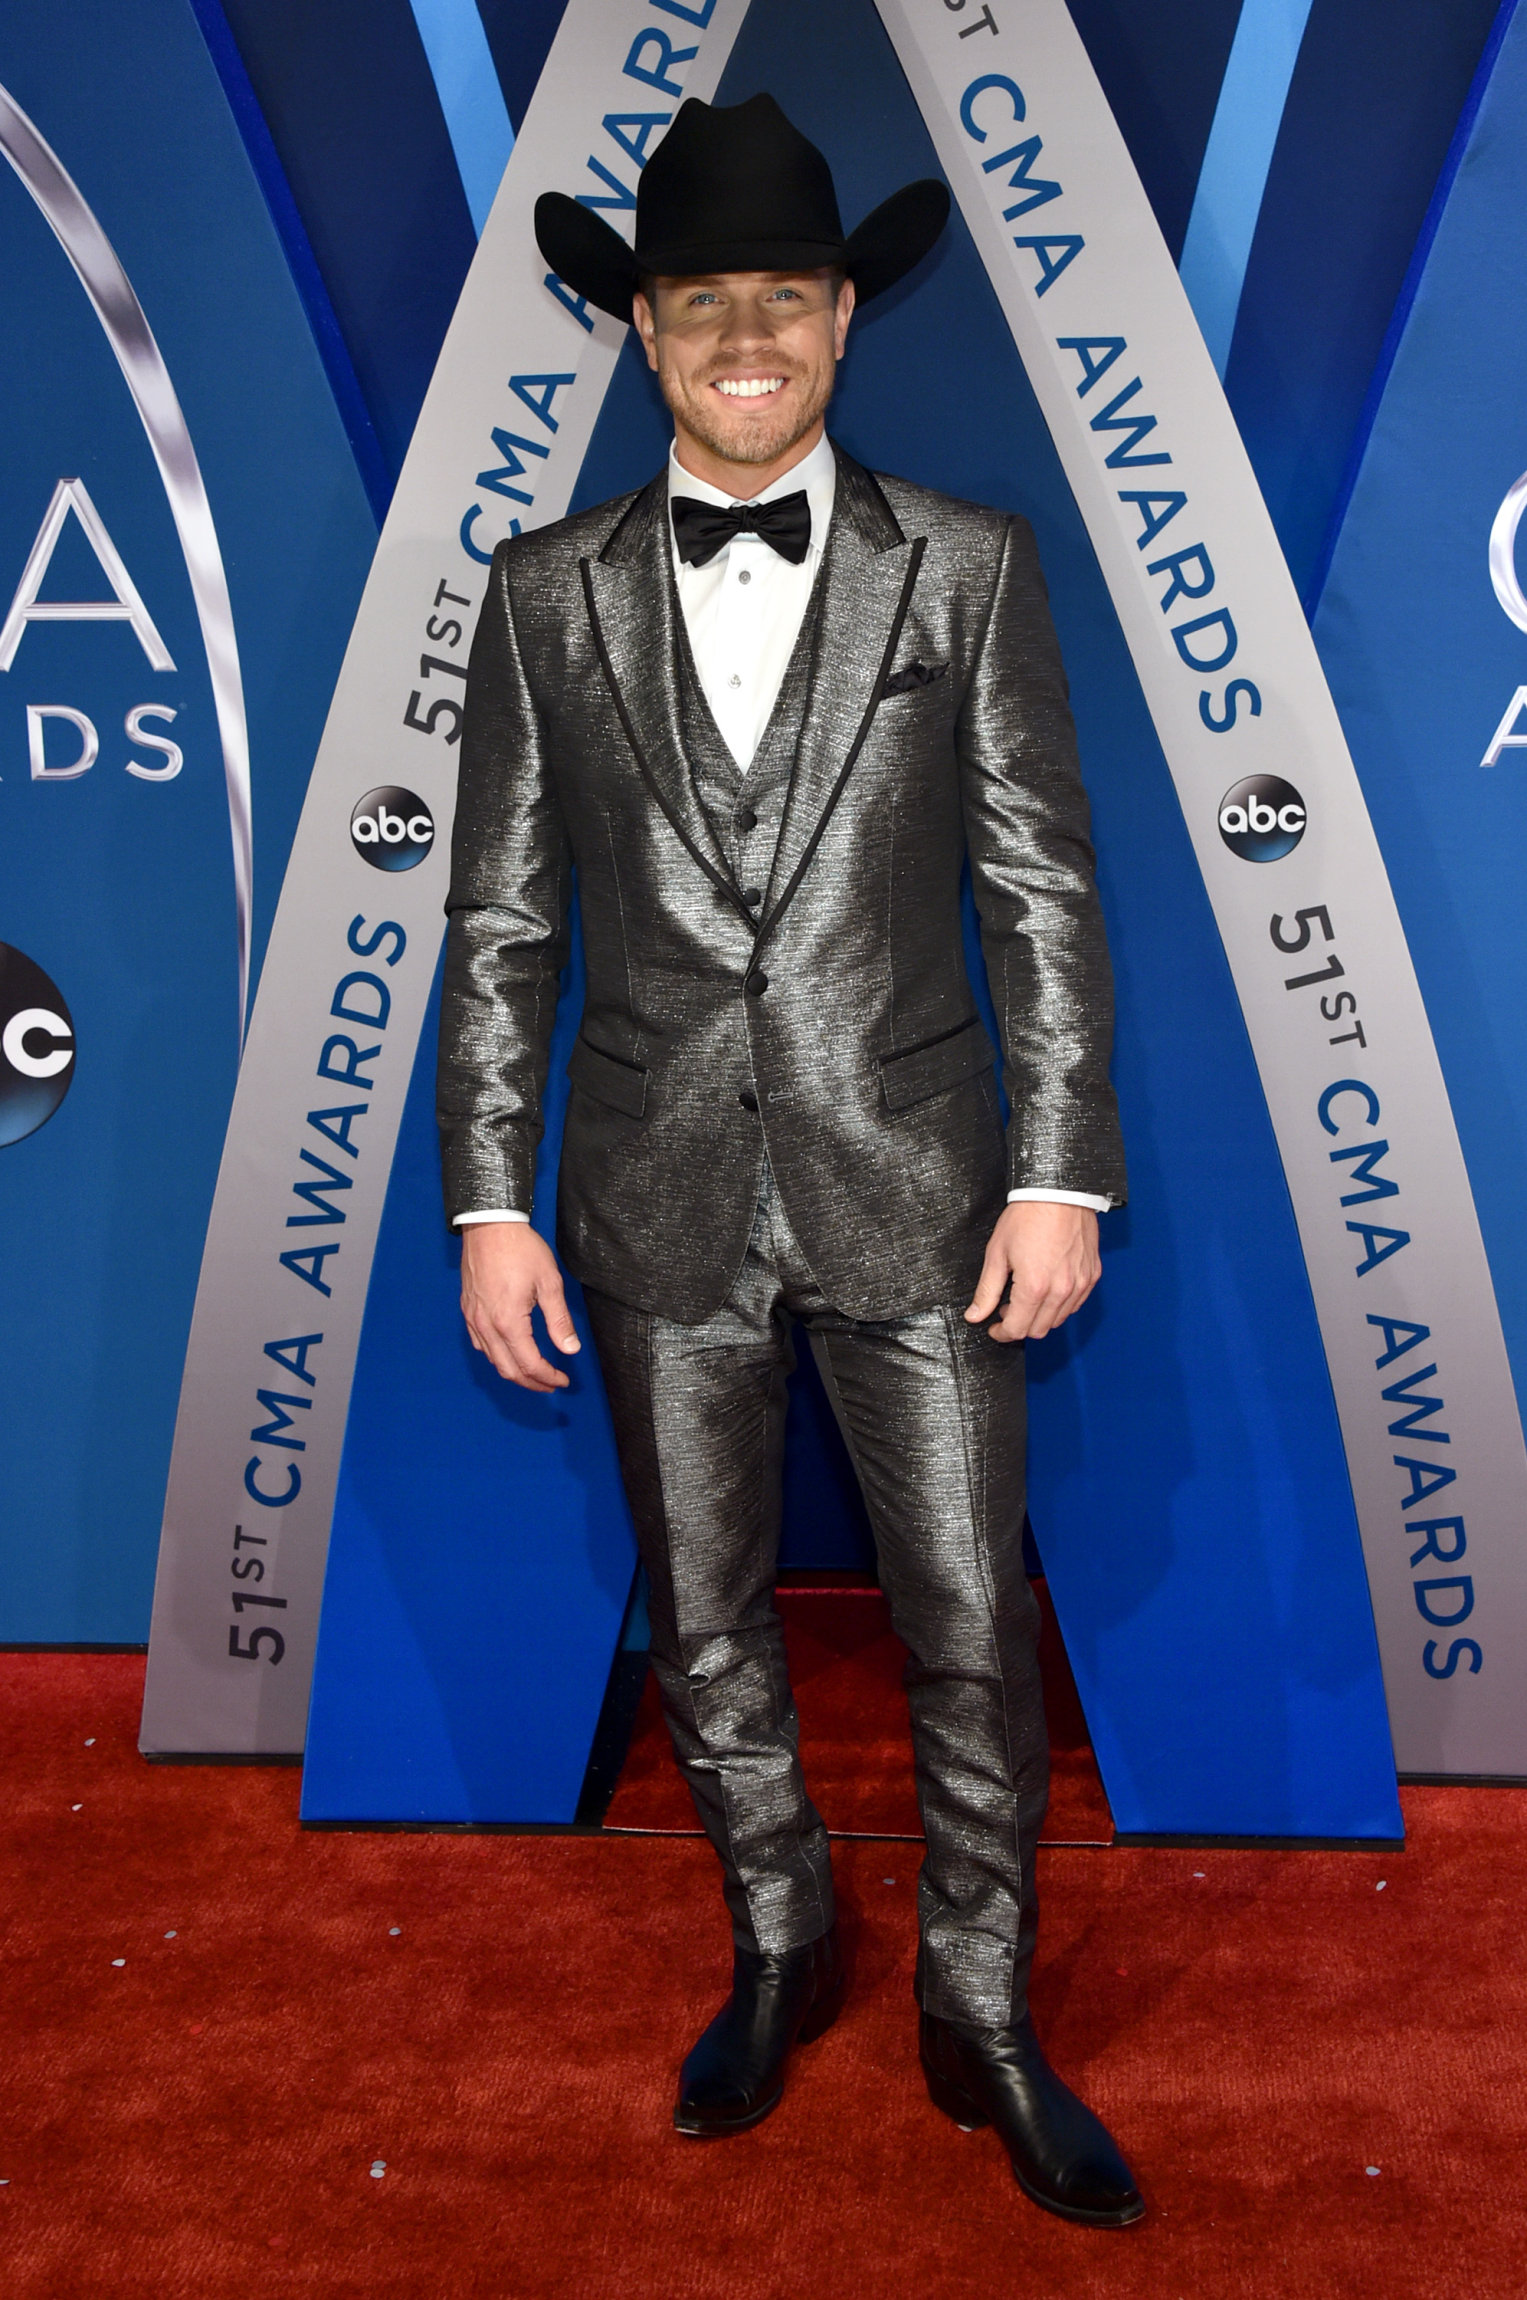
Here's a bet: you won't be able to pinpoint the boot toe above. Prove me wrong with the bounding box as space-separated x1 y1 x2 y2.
922 2012 1145 2227
1009 2101 1145 2225
672 1929 842 2137
674 2063 781 2135
1022 2146 1144 2227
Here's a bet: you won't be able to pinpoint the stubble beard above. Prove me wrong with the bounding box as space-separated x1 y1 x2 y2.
663 355 836 477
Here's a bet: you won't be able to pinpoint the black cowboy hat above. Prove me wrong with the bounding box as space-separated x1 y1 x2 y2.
534 93 949 323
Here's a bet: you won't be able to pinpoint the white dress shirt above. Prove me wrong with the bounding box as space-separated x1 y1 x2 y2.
668 431 837 769
457 432 1109 1223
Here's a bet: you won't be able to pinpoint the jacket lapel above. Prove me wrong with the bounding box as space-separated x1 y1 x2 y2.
581 477 750 921
759 451 924 939
581 452 926 941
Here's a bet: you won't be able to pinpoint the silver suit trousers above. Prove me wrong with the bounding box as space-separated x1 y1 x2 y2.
584 1161 1048 2028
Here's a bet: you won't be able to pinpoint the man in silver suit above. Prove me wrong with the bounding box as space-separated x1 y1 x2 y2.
438 94 1141 2226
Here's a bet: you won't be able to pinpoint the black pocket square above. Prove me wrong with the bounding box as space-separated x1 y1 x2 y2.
882 659 949 696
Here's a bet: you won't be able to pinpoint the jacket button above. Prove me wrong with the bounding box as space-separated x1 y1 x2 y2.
741 885 763 907
745 969 769 996
736 806 758 832
738 1088 759 1112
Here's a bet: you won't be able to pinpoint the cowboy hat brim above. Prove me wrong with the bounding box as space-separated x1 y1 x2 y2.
533 179 951 325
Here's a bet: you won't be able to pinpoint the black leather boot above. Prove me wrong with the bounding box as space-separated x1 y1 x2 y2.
674 1927 845 2136
920 2010 1145 2226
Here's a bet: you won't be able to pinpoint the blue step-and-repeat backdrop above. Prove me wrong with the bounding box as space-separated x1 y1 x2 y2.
4 0 1525 1835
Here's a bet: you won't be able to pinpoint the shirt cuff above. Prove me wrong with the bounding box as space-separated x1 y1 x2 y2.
453 1208 531 1226
1006 1188 1113 1214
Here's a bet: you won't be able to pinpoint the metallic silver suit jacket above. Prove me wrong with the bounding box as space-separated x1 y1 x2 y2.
438 448 1125 1324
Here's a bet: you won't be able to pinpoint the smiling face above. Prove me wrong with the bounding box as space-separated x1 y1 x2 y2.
633 268 855 492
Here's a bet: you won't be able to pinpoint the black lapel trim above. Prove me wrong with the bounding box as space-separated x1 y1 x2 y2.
753 534 927 952
598 475 665 564
579 556 758 930
839 455 908 550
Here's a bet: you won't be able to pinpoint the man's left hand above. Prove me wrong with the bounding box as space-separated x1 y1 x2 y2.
964 1201 1101 1342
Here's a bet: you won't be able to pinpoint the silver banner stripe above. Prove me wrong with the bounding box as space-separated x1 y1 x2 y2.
875 0 1527 1774
139 0 750 1754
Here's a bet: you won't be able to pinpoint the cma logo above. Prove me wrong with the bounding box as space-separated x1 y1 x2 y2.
1217 775 1307 861
1 477 183 780
1481 470 1527 764
351 786 435 871
0 943 75 1146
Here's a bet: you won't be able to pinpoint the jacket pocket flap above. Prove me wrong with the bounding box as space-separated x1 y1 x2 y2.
568 1037 648 1119
880 1017 995 1112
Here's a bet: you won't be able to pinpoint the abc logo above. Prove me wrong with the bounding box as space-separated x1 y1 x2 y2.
350 786 435 872
1217 775 1307 862
0 943 75 1147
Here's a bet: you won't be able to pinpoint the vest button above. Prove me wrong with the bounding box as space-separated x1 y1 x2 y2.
745 969 769 997
741 886 763 907
736 806 758 832
738 1088 759 1112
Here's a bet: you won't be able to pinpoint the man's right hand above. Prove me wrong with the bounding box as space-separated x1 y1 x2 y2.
459 1222 581 1393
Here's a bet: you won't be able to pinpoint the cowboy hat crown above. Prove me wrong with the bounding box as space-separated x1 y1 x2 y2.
534 93 949 323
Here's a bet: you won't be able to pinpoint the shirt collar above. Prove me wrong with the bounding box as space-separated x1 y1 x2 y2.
667 432 837 554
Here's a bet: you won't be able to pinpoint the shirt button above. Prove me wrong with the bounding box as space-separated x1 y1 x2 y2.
745 969 769 997
738 1088 759 1111
741 885 763 907
727 674 742 688
736 806 758 831
737 569 752 586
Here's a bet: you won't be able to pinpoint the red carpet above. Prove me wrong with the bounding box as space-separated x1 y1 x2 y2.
605 1580 1114 1842
4 1651 1526 2298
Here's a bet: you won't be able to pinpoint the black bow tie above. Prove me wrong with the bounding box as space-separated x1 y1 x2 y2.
671 490 812 569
